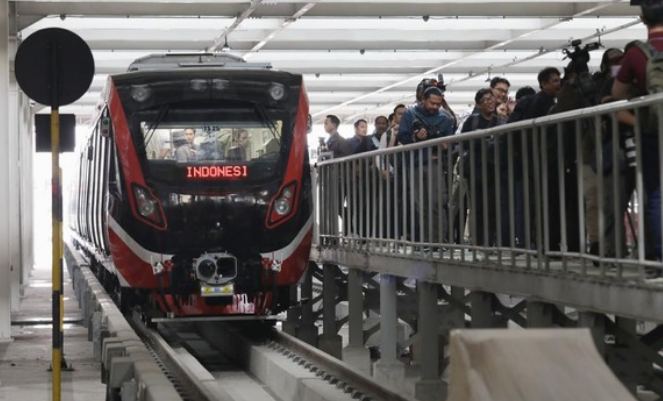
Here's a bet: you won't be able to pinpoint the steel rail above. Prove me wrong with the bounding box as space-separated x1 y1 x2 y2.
129 314 237 401
271 329 418 401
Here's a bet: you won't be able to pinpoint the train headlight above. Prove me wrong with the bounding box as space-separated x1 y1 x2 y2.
274 198 291 215
130 84 152 103
135 187 156 217
131 184 166 229
267 181 297 228
268 83 286 101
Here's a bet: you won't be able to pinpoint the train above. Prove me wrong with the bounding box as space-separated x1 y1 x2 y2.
68 53 313 318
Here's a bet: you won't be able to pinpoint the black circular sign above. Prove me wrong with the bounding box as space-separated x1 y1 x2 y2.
14 28 94 107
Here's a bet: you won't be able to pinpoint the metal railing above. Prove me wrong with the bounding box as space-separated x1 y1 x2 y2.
315 92 663 288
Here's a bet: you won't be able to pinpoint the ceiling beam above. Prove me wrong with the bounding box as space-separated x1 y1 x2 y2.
244 1 319 58
312 0 631 118
13 1 635 20
337 18 640 122
207 0 264 52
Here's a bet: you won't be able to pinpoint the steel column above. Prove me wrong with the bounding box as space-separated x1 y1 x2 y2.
318 263 342 359
415 282 446 401
373 274 406 393
298 262 318 346
614 317 638 394
527 301 554 328
578 312 606 356
380 274 398 362
470 292 493 328
342 268 370 374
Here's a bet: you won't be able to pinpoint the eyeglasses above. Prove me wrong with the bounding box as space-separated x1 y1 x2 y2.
481 96 496 103
493 87 508 94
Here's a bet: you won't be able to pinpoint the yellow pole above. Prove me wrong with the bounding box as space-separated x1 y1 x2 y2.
51 108 61 401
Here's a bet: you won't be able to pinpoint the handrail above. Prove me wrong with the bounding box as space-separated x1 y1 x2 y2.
317 92 663 164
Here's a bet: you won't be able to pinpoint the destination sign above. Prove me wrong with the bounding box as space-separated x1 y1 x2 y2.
186 165 248 179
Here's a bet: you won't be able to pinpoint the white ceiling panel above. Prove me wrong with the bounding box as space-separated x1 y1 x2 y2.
9 0 648 124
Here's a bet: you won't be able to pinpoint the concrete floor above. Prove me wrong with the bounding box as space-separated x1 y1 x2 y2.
0 264 105 400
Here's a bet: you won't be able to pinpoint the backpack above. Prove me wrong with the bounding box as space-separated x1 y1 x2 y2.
634 40 663 132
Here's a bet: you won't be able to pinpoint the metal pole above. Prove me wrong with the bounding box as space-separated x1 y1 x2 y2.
51 105 62 401
50 41 63 401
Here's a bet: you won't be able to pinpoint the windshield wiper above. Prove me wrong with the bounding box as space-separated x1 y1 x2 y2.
138 104 171 155
253 103 280 144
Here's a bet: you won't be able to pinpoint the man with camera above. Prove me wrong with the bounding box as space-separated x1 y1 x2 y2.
612 0 663 264
398 86 454 249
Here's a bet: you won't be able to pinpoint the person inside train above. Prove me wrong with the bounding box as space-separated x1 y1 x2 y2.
227 129 250 161
174 128 198 162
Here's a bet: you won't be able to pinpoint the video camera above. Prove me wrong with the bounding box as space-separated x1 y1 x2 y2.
562 39 602 74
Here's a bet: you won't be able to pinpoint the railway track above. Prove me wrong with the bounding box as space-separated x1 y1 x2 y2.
67 242 416 401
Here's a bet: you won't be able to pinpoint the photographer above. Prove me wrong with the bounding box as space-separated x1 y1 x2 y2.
398 86 454 248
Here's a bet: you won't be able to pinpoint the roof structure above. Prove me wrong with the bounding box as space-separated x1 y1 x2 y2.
8 0 646 124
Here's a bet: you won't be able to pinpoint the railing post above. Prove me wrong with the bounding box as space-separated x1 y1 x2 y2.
342 268 370 374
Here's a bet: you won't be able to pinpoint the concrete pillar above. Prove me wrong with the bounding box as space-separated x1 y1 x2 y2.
318 263 342 358
342 268 370 374
527 301 554 328
18 91 32 291
18 92 31 293
8 54 21 312
0 0 14 340
415 282 446 401
373 275 406 390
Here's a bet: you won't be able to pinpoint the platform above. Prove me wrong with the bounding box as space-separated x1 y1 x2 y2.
0 263 105 400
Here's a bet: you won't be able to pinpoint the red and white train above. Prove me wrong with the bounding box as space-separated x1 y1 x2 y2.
69 53 313 318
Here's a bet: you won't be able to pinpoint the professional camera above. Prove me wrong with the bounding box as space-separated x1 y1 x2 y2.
411 119 440 141
562 39 602 75
557 39 603 107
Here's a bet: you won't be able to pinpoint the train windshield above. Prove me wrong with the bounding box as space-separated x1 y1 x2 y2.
133 102 289 184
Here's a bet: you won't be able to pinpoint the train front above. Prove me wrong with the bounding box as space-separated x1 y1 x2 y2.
107 67 312 316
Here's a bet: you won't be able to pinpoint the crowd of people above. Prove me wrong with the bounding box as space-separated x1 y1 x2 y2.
319 0 663 272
